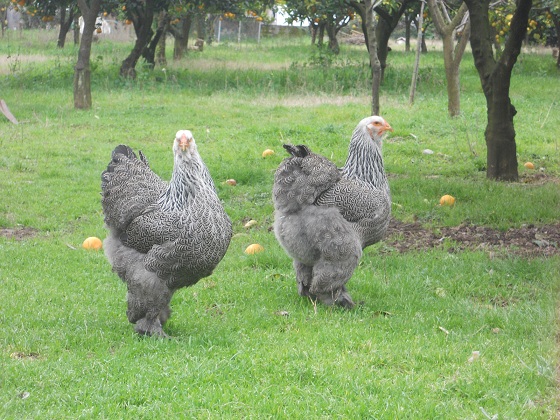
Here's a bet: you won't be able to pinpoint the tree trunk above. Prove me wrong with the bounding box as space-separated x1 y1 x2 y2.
409 1 425 106
120 0 156 78
443 37 462 116
364 0 382 115
173 14 192 60
195 12 205 41
74 0 100 110
445 22 470 116
1 7 6 37
465 0 532 181
205 14 218 45
554 17 560 69
73 15 80 45
57 7 75 48
155 11 168 66
427 0 470 117
142 14 167 68
405 14 412 52
485 65 518 180
325 21 340 54
375 18 392 82
310 22 318 45
317 22 326 47
373 0 414 80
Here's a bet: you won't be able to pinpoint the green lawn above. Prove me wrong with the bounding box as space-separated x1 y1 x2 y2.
0 31 559 418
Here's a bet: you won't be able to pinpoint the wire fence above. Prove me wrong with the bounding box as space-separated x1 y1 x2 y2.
214 19 308 44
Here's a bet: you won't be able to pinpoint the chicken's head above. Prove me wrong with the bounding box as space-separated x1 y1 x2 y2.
174 130 197 158
360 116 393 142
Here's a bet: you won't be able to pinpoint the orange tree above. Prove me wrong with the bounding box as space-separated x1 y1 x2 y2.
1 1 12 35
529 0 559 67
26 0 79 47
490 0 558 61
0 0 18 37
116 0 273 77
348 0 418 81
373 0 417 80
464 0 532 181
164 0 272 60
427 0 470 117
282 0 354 54
345 0 419 114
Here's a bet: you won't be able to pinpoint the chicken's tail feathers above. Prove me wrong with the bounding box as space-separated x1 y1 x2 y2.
283 144 311 158
112 144 137 160
101 144 150 181
102 145 129 186
102 145 151 186
138 150 150 166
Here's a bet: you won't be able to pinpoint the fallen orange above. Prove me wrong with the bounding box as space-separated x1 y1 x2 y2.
244 244 264 255
83 236 103 250
439 195 456 206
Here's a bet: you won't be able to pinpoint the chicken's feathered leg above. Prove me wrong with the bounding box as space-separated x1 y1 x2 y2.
309 258 357 309
104 235 173 338
126 274 173 338
293 261 313 297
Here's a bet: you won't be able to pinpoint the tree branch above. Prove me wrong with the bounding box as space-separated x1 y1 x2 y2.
501 0 532 71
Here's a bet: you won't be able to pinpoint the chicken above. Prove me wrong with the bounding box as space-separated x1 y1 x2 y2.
317 116 393 248
101 130 232 337
273 116 393 308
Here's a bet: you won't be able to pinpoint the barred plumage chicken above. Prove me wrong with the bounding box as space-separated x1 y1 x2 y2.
317 116 392 248
273 116 393 308
101 130 232 337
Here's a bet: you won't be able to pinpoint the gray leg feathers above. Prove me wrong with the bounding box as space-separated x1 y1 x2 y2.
126 285 173 338
293 257 358 309
105 234 174 338
309 258 358 309
293 261 313 297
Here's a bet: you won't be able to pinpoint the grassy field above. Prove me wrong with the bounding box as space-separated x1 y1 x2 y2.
1 30 559 418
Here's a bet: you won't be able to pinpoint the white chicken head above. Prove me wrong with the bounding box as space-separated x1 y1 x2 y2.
173 130 197 159
359 116 393 143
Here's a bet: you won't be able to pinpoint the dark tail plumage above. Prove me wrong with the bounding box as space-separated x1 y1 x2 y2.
101 145 149 189
283 144 311 158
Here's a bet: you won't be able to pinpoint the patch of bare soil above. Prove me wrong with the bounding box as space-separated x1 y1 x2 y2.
0 227 38 241
519 172 560 185
384 219 560 258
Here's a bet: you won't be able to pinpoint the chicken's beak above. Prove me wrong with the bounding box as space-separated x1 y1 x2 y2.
380 122 393 135
179 134 190 151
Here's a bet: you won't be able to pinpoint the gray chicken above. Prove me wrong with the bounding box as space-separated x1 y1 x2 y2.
101 130 232 337
273 116 393 308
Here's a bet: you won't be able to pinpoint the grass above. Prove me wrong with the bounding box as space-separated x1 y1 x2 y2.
1 30 559 418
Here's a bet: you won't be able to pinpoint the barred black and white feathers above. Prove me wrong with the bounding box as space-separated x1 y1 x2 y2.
101 130 232 337
273 116 392 309
273 144 341 213
316 115 393 247
273 145 361 309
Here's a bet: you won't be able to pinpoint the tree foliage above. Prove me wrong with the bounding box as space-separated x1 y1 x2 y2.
282 0 354 53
